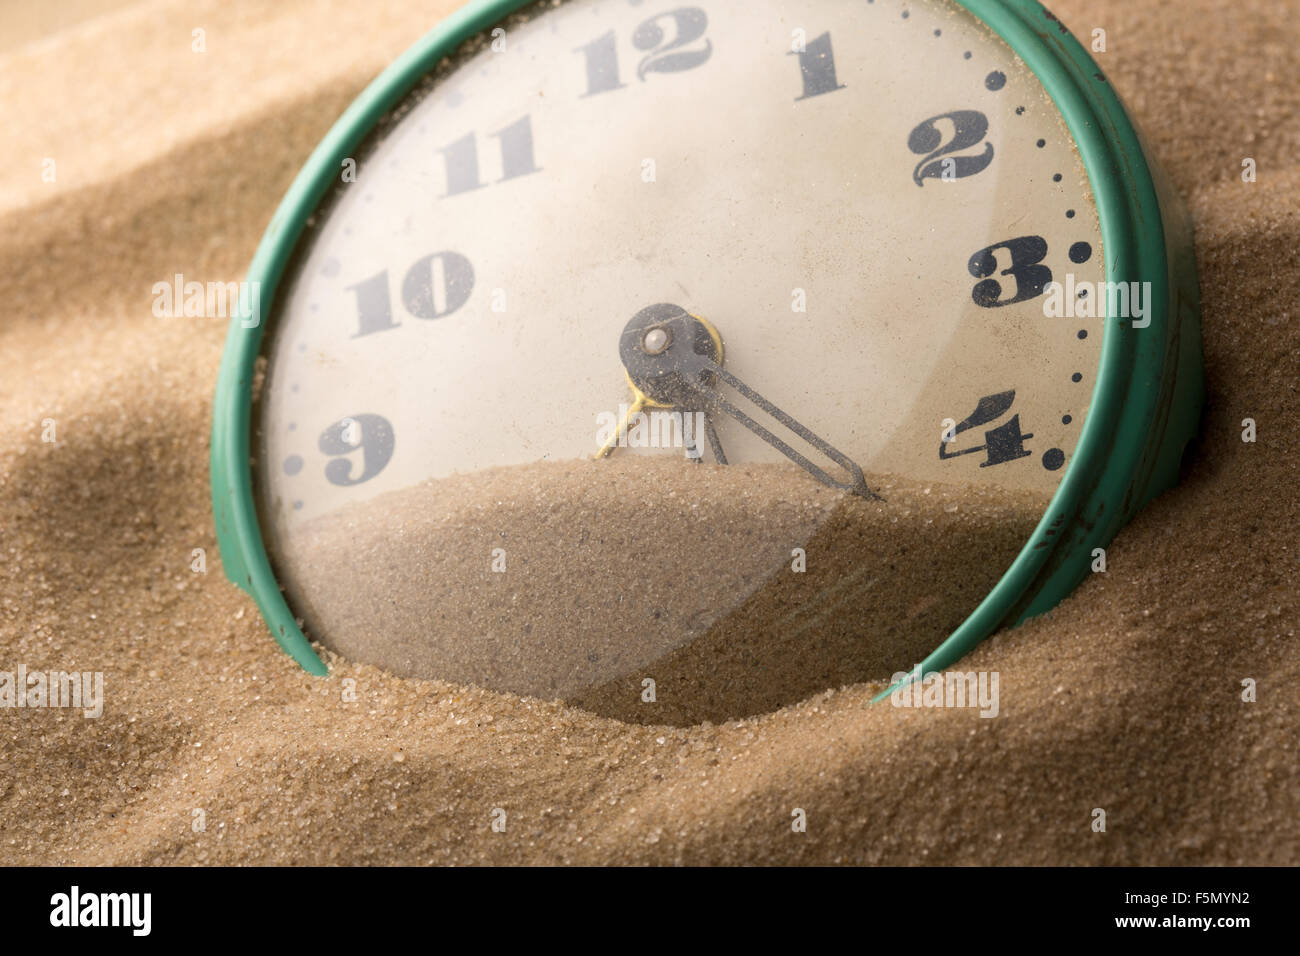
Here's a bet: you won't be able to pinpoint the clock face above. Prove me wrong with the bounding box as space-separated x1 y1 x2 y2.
254 0 1105 722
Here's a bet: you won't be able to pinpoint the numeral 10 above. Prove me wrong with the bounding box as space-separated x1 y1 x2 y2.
346 251 475 338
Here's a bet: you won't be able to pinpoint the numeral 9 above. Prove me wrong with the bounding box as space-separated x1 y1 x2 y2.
319 414 395 486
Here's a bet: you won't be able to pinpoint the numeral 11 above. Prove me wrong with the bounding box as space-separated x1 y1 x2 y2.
438 115 540 197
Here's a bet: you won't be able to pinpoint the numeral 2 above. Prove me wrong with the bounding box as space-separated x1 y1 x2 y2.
908 111 994 186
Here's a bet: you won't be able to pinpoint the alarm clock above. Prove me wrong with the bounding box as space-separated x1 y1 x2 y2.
211 0 1203 724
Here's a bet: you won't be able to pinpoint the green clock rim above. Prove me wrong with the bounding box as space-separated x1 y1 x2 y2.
209 0 1193 691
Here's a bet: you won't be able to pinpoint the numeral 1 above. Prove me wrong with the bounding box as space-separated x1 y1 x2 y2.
574 30 626 97
346 270 398 338
790 32 844 100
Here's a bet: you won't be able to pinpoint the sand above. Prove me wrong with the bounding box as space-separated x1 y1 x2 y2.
1 0 1297 865
275 458 1049 724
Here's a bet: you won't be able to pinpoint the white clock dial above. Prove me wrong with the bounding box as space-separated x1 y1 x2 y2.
254 0 1105 719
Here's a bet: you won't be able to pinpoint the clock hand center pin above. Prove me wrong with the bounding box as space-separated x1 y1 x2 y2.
605 303 879 500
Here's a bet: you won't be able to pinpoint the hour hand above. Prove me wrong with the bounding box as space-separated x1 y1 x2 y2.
678 408 727 465
595 391 728 464
618 303 880 499
593 392 649 460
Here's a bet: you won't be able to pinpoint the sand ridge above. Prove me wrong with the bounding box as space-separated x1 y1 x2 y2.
272 457 1049 724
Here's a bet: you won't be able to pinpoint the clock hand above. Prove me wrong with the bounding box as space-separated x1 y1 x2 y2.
618 303 880 500
701 410 727 465
596 309 729 464
593 390 650 459
593 388 725 464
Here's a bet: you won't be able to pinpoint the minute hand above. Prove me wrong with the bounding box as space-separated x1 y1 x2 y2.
619 304 880 500
684 360 880 500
